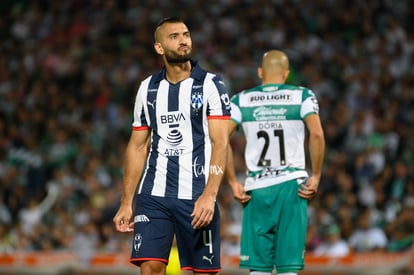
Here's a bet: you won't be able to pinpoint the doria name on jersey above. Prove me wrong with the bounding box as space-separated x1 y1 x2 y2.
132 62 231 199
230 84 319 191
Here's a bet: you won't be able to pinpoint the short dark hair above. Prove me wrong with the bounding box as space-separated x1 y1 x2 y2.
154 17 185 42
156 17 184 28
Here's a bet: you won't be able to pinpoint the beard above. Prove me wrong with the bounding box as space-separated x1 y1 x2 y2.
165 49 192 64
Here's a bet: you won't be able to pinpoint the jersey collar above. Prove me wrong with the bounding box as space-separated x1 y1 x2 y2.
153 60 205 83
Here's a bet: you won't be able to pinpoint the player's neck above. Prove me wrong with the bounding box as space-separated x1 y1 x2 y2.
165 61 192 84
262 80 284 85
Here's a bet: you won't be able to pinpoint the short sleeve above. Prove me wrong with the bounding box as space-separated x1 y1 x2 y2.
206 75 231 118
301 89 320 119
132 80 149 130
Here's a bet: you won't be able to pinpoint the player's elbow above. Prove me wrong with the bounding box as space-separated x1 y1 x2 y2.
213 137 229 151
315 132 325 143
309 131 325 152
310 129 325 142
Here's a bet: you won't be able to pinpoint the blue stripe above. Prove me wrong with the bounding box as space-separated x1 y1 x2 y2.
165 156 179 197
141 76 160 195
168 84 179 112
139 105 146 126
191 73 207 198
147 77 159 132
165 84 180 196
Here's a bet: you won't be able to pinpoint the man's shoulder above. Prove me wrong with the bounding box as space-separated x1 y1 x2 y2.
138 69 164 86
191 60 213 81
236 83 310 93
235 85 264 95
278 83 311 92
279 84 316 100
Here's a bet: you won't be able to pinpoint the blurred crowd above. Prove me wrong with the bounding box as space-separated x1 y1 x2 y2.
0 0 413 263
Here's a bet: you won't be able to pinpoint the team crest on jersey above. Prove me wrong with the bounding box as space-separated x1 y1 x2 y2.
191 93 203 110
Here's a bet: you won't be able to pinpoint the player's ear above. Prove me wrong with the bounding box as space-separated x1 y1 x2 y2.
154 42 164 55
257 67 263 79
283 70 290 81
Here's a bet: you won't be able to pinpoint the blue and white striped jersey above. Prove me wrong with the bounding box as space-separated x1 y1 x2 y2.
132 61 231 199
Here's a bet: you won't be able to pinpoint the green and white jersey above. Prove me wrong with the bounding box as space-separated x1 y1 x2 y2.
230 83 319 191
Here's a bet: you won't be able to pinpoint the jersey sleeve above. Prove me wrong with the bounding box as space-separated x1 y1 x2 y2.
206 75 231 119
230 94 242 125
132 79 149 130
300 88 320 119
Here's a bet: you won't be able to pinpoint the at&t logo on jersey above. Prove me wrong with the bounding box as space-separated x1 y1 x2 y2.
164 128 185 156
164 128 185 155
166 129 183 146
159 112 186 156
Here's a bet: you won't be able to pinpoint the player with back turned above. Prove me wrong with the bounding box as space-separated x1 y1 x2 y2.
226 50 325 275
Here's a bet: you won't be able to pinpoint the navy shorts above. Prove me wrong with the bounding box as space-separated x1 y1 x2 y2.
130 193 221 273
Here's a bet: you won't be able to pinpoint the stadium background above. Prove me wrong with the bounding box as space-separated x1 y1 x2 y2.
0 0 413 274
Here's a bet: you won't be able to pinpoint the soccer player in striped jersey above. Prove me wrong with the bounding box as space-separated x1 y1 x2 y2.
226 50 325 275
113 17 231 275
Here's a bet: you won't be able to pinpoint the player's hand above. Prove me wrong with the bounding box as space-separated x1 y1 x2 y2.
113 205 134 233
191 194 215 229
229 181 251 205
298 176 319 200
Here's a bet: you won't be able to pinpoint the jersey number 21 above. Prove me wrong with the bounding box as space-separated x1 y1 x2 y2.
256 129 286 167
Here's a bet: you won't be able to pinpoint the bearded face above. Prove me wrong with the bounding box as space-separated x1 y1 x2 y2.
154 21 193 64
164 47 192 64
